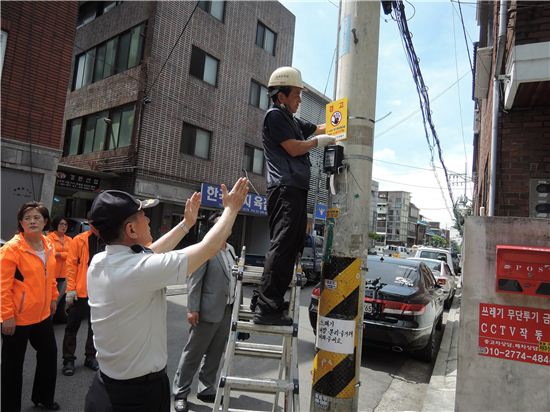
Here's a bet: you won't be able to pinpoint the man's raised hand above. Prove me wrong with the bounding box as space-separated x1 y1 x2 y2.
221 177 249 213
184 192 201 228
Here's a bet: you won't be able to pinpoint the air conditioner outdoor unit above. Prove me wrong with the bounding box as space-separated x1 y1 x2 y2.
474 46 493 99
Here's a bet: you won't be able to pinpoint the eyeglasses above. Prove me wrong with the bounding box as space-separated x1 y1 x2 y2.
58 223 68 227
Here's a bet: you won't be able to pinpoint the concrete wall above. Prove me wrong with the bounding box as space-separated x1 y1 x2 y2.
457 216 550 412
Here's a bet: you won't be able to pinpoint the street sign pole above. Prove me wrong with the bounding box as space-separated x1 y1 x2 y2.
311 1 380 411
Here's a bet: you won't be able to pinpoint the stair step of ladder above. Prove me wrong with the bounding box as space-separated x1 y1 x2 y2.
234 342 283 359
235 320 297 337
222 376 296 394
216 246 301 411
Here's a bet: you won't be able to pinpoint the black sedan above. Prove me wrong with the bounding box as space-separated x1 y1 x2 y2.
308 256 445 362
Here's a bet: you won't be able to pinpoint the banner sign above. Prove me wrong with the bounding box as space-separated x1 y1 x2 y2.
325 97 348 141
200 183 267 216
56 172 100 192
478 302 550 366
315 204 327 220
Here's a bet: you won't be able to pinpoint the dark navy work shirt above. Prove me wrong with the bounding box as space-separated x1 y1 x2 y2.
262 107 317 191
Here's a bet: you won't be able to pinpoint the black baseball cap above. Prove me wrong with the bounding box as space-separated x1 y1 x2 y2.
89 190 159 232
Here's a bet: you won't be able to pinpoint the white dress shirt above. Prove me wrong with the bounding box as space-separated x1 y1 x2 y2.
87 244 188 380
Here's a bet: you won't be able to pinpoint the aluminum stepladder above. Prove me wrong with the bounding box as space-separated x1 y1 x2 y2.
213 246 303 412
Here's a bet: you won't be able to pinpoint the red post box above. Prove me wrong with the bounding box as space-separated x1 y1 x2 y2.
495 245 550 298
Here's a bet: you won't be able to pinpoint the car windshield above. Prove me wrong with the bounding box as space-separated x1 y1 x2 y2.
419 251 447 261
420 261 441 272
366 260 419 286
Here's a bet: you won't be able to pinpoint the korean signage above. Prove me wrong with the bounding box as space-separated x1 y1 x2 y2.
325 97 348 141
200 183 267 216
316 316 355 354
56 172 100 192
478 303 550 366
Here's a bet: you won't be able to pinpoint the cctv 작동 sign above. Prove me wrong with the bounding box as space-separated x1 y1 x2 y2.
478 302 550 366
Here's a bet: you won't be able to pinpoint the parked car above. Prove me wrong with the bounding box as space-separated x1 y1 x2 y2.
408 257 457 309
309 256 445 362
384 245 411 258
414 247 457 277
66 217 90 238
302 234 324 284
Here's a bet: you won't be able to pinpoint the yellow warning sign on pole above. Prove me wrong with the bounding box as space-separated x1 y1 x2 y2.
325 97 348 141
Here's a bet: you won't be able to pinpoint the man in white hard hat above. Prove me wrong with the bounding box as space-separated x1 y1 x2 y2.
254 66 336 325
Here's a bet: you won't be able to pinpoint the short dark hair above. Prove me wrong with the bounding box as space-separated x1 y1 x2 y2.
96 213 137 244
17 201 50 232
50 216 68 232
268 85 292 104
207 211 223 228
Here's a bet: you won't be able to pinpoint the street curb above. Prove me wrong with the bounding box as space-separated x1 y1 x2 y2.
422 292 460 412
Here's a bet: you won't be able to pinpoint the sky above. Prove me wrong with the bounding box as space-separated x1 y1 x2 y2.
280 0 479 234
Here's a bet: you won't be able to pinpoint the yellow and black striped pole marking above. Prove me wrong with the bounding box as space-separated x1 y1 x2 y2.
311 255 362 410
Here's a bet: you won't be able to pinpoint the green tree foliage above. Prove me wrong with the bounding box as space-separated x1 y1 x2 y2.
429 235 448 248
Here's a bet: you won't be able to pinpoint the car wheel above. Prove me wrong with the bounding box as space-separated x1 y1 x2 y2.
444 294 453 310
305 270 319 285
436 314 443 330
415 324 437 363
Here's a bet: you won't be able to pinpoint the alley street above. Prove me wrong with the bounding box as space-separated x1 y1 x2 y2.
20 285 448 411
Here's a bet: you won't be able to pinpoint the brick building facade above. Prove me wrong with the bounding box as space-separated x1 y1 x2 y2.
472 1 550 218
57 1 295 251
1 1 78 239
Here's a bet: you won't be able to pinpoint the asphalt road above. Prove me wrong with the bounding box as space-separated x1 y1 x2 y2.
18 285 445 411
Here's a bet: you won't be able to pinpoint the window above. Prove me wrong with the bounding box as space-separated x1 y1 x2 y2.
63 104 136 156
181 123 211 159
249 80 269 110
255 22 276 55
72 23 145 90
0 30 7 79
189 46 219 86
243 145 264 175
77 1 122 28
198 1 225 22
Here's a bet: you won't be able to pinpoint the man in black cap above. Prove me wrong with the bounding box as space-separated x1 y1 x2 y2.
84 178 248 412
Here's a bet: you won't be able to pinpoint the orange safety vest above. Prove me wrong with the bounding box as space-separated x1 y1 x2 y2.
47 232 73 279
66 231 97 298
0 233 59 325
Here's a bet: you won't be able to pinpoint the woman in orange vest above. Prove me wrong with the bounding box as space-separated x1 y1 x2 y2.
47 216 73 323
1 201 60 411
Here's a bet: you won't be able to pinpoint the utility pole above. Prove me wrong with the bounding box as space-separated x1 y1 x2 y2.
311 1 380 411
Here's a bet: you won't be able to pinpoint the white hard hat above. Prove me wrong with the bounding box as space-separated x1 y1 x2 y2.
268 66 303 88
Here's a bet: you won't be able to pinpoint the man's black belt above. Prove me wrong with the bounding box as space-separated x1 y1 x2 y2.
100 367 166 385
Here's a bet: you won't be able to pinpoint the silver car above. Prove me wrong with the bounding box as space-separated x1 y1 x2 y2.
408 257 458 309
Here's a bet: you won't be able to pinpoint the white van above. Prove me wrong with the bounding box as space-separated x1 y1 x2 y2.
385 245 410 258
414 247 456 277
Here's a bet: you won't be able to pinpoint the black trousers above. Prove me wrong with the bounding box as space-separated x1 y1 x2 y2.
258 185 307 312
1 317 58 412
62 297 96 361
99 369 170 412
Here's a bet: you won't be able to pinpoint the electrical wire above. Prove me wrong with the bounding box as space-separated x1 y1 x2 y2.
25 2 37 199
451 3 469 167
145 1 200 97
373 177 446 190
392 1 459 225
451 0 473 74
375 70 469 139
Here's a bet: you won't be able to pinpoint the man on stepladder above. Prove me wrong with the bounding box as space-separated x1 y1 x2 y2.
254 66 335 326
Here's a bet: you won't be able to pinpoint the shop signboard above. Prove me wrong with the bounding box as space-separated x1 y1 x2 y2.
56 172 100 192
200 183 267 216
